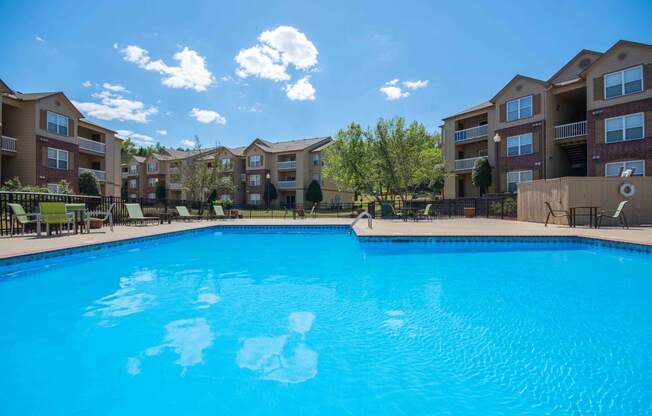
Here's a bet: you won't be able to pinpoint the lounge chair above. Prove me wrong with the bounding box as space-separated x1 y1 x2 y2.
597 200 629 229
39 202 73 236
124 203 159 225
87 203 116 231
176 206 202 221
309 205 316 218
419 204 434 221
544 202 571 227
8 203 41 236
390 205 405 220
212 205 227 220
295 208 306 219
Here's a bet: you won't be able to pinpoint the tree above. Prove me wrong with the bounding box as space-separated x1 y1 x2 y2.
79 172 100 195
121 138 137 164
263 183 278 208
155 183 166 200
471 157 492 196
305 179 323 208
179 142 234 203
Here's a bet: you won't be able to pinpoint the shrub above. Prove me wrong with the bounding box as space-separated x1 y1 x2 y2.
79 172 100 195
305 179 323 207
490 197 517 217
471 157 491 196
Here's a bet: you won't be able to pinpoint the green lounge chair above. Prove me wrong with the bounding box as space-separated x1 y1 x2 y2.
419 204 434 221
8 203 41 236
39 202 73 236
390 205 405 220
597 200 629 229
212 205 226 220
176 206 202 221
124 203 159 225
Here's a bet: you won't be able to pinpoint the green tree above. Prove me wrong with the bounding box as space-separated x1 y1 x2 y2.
179 142 234 203
471 157 492 196
305 179 323 208
263 183 278 208
121 138 137 164
155 182 167 200
78 172 100 195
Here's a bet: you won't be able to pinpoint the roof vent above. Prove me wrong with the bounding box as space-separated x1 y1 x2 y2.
578 58 591 68
515 84 523 91
618 52 627 60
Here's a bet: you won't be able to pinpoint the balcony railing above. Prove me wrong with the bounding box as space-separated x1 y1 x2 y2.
1 135 17 152
169 166 180 174
78 137 106 153
277 180 297 189
278 160 297 170
168 182 183 190
554 120 587 140
121 172 128 178
454 156 485 171
454 125 488 142
79 167 106 182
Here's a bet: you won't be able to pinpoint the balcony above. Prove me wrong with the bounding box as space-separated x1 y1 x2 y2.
277 180 297 189
169 166 180 174
79 167 106 182
455 156 485 171
1 135 17 152
121 172 128 179
278 160 297 170
168 182 182 190
555 120 587 140
78 137 106 153
454 125 488 142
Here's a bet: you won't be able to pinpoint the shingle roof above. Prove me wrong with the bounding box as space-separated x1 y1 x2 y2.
12 92 60 101
133 156 146 163
311 141 334 153
442 101 494 120
248 137 331 153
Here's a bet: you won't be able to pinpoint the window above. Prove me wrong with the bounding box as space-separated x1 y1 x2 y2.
147 162 157 173
605 160 645 177
506 95 532 122
46 111 69 136
147 177 158 187
249 154 262 167
47 147 69 169
129 194 137 199
507 170 533 193
147 193 156 199
604 66 643 98
240 173 247 182
129 179 137 189
129 164 137 174
47 183 64 194
312 153 321 166
249 193 261 205
506 133 533 156
249 174 261 186
605 113 644 143
221 157 232 169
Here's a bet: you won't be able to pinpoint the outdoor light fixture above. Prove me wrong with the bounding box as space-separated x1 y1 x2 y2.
265 172 271 180
493 134 501 143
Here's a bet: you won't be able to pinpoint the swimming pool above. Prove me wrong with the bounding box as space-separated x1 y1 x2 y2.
1 226 651 415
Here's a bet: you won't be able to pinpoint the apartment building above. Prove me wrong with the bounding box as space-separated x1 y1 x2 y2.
0 79 122 196
442 40 652 198
122 136 354 207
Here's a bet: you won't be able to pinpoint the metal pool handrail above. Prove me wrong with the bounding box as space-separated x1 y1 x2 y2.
351 211 373 231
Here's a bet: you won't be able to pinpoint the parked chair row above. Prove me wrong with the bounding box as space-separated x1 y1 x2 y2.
544 201 629 229
8 202 115 237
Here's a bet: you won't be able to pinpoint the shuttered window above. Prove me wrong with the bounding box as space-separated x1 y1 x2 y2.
47 111 69 135
604 66 643 98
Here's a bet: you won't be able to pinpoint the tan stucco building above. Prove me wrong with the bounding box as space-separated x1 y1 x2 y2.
0 79 122 196
442 40 652 198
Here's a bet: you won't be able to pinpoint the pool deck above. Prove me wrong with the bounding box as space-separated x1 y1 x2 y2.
1 218 651 259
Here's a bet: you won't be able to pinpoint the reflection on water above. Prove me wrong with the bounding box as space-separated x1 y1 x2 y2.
196 292 220 309
84 270 156 326
237 312 318 384
145 318 215 375
383 310 405 330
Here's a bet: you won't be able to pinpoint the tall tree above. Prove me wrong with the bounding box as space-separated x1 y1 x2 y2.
79 171 100 195
263 182 278 208
305 179 323 208
471 157 492 196
121 138 137 164
179 143 234 203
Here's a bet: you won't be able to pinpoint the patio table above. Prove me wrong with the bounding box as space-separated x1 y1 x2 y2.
569 206 598 228
65 203 89 234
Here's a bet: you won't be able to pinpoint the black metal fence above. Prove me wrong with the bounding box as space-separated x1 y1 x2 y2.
376 194 518 220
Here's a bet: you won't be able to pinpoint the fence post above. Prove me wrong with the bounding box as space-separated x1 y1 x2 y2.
501 198 505 220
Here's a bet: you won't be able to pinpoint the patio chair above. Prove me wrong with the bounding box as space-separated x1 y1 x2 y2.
544 202 571 227
309 205 317 218
8 203 41 236
296 208 306 219
212 205 227 220
124 203 159 225
87 203 116 231
597 200 629 229
39 202 73 236
419 204 434 221
176 206 202 221
389 204 405 220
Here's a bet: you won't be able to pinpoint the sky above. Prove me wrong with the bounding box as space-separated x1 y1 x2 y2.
2 0 652 149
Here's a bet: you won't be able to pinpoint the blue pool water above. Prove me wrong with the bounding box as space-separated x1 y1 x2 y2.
1 227 651 415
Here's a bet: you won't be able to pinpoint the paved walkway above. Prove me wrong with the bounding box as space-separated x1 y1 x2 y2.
1 218 651 259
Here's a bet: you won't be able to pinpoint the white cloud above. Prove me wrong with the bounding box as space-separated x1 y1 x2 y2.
113 43 119 49
180 139 196 147
116 130 156 147
35 36 45 43
189 108 226 125
73 88 158 123
82 81 92 88
237 103 262 113
121 45 215 92
285 77 315 101
379 86 409 100
102 82 128 92
386 78 399 86
156 129 168 135
403 80 428 90
235 26 318 92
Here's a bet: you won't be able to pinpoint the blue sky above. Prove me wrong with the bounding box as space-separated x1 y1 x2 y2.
2 0 651 149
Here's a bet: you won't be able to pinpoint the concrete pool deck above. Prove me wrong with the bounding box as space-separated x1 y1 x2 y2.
1 218 652 259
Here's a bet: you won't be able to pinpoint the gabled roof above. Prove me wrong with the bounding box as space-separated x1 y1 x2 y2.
579 40 652 77
129 155 146 163
547 49 602 84
0 78 13 94
490 75 547 103
244 137 331 154
311 141 334 153
442 101 494 120
79 118 117 134
5 90 83 118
